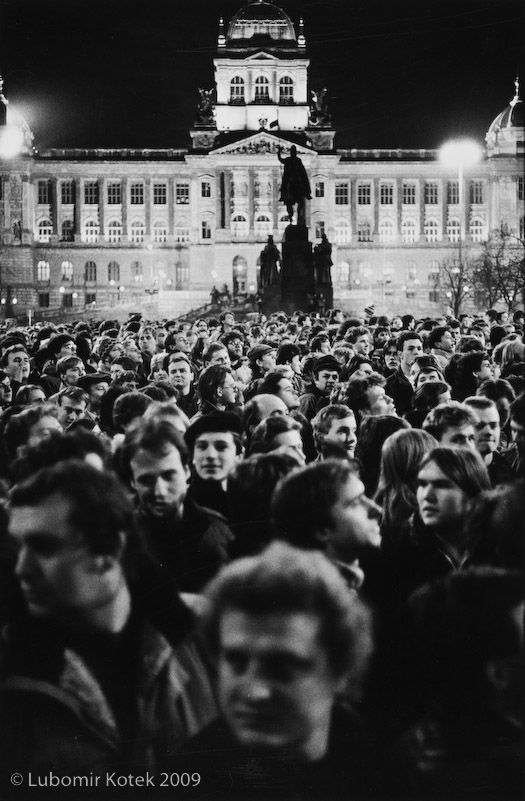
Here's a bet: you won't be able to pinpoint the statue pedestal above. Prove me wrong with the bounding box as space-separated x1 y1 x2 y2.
261 284 283 315
280 224 315 315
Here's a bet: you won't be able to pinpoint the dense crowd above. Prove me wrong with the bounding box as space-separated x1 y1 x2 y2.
0 305 523 800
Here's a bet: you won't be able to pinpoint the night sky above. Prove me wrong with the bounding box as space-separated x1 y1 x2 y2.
0 0 522 151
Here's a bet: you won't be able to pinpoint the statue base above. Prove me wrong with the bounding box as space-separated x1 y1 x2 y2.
280 225 315 315
261 284 283 315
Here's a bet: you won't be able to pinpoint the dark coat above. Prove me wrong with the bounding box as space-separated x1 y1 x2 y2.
385 368 414 417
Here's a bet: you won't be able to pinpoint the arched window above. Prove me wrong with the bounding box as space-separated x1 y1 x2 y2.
83 220 99 244
401 219 417 244
107 261 120 283
379 219 396 244
37 219 53 243
37 260 50 281
337 261 350 285
231 214 248 237
254 215 272 238
153 222 168 244
278 214 290 233
254 76 269 102
335 220 351 245
61 260 73 281
84 261 97 282
470 218 485 243
357 221 372 243
130 221 145 244
447 218 460 243
230 76 245 103
61 220 74 242
107 220 122 244
424 219 439 243
279 76 294 103
131 261 143 283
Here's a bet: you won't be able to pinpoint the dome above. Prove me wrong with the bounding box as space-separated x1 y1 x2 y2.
487 78 524 136
227 1 296 44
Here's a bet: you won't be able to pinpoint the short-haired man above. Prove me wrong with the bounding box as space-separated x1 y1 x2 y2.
178 542 374 799
55 355 85 388
339 372 397 423
77 372 110 422
1 460 217 778
257 370 301 411
299 355 341 421
422 401 477 449
385 332 423 415
56 386 89 429
120 417 232 591
427 325 455 372
312 404 358 459
166 351 198 418
0 344 30 396
464 396 515 485
502 394 525 477
345 326 371 357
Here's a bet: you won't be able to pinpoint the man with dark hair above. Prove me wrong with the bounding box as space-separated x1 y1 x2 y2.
422 401 477 449
298 355 341 421
427 325 455 372
77 372 110 422
385 332 423 415
257 370 301 411
120 417 232 591
0 460 217 780
276 342 306 393
0 344 30 397
56 386 90 429
166 352 198 419
464 396 515 485
336 372 396 423
502 393 525 476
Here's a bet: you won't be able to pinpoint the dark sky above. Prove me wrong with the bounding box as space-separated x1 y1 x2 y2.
1 0 522 151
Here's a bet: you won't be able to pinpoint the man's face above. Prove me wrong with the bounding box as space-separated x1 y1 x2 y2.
168 359 193 392
354 335 370 356
256 395 288 421
475 359 493 383
401 339 423 368
495 397 511 428
209 348 231 368
193 432 238 483
139 331 156 355
63 365 84 387
59 341 77 358
227 338 243 360
510 419 525 458
130 444 189 517
87 382 109 407
472 406 500 456
0 375 12 405
440 423 476 450
223 313 235 327
314 370 339 395
155 329 168 350
10 494 111 621
327 474 381 556
219 610 340 760
173 333 190 354
415 369 442 387
417 460 472 529
276 379 300 410
26 388 46 405
317 339 331 355
123 340 142 364
110 363 125 382
324 415 357 457
258 351 277 374
365 386 396 416
59 399 87 429
383 347 399 372
290 354 302 375
6 349 30 382
352 363 373 380
436 330 454 353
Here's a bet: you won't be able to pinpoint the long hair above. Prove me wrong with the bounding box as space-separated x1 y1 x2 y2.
354 415 409 497
419 447 491 496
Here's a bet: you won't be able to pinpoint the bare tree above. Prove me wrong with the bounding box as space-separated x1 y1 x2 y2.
472 227 525 312
431 257 476 318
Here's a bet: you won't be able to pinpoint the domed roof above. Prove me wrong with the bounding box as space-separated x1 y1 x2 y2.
488 78 524 136
227 1 296 43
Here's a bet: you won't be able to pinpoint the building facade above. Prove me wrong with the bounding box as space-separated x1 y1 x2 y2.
0 1 523 320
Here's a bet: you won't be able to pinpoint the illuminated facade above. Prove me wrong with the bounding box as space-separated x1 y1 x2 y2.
0 1 523 319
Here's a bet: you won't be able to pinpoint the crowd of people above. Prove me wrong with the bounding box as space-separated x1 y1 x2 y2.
0 304 523 800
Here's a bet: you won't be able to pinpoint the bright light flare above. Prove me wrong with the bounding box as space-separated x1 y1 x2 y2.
0 125 24 158
439 139 483 170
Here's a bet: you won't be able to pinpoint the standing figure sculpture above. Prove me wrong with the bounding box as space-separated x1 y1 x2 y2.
313 233 333 284
278 145 311 226
259 235 281 288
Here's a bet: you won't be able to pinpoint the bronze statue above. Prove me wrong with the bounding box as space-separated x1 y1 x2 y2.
277 145 311 225
313 233 333 284
260 235 281 287
196 88 215 125
309 88 331 126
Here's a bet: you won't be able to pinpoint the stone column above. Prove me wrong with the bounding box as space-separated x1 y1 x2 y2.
373 179 379 239
419 179 425 242
98 178 105 237
144 178 151 237
21 175 32 238
350 180 357 240
121 178 128 238
248 169 255 233
396 177 403 239
74 179 82 240
168 178 174 235
50 178 59 235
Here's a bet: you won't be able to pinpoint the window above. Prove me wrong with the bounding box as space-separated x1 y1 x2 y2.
470 181 484 205
107 182 121 204
406 261 417 282
37 219 53 243
379 219 395 244
254 76 270 102
201 181 211 198
231 215 248 237
131 261 143 283
447 218 460 243
153 223 168 244
428 289 440 303
447 180 459 205
83 220 99 244
130 182 144 205
107 262 120 283
359 261 372 280
428 260 440 278
37 260 50 281
61 219 74 242
38 292 50 308
201 220 212 240
315 181 325 198
61 181 74 205
62 293 73 309
61 260 73 281
107 221 122 244
380 183 394 205
130 221 145 244
357 222 372 243
86 293 96 305
334 220 351 245
230 76 245 103
175 263 190 289
335 183 349 205
175 183 189 204
424 219 439 243
84 181 99 204
314 220 325 239
174 227 190 243
470 218 485 243
338 261 350 285
518 177 525 201
520 216 525 239
402 182 416 204
424 182 439 204
85 261 97 282
357 183 371 205
254 215 271 238
279 76 294 103
37 180 50 204
153 183 167 205
401 219 417 244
